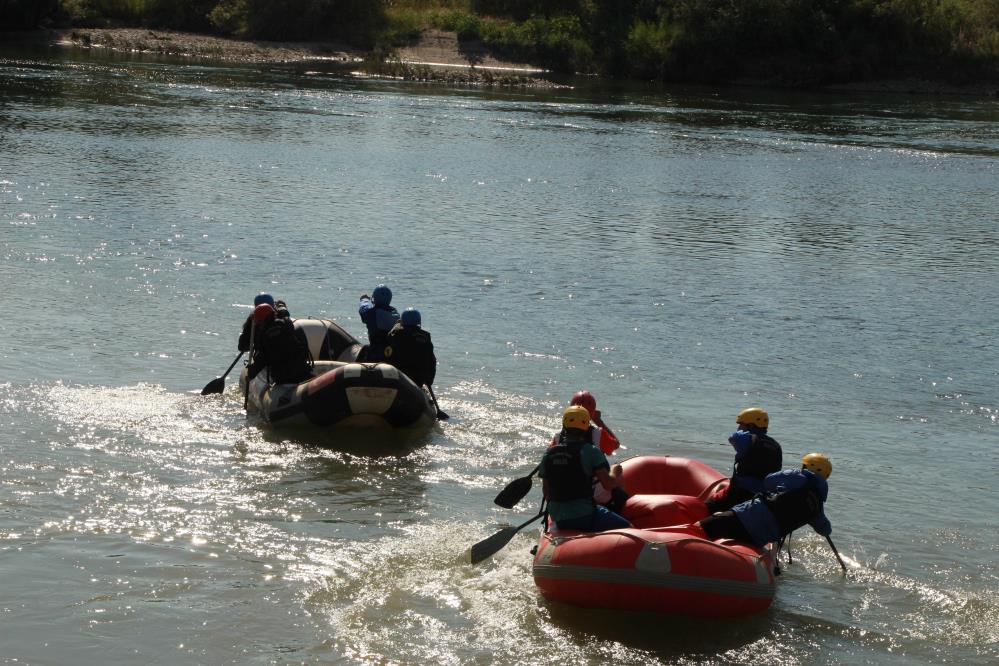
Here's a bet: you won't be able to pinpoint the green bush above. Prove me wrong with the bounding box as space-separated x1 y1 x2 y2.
208 0 386 44
144 0 218 32
39 0 999 82
624 18 676 80
61 0 146 24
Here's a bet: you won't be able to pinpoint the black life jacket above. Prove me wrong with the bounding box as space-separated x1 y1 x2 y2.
732 433 783 482
260 319 312 383
385 325 435 386
763 482 824 535
544 430 594 502
367 304 399 347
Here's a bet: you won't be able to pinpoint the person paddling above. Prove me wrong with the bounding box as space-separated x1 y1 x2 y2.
246 303 312 385
384 308 437 389
705 407 783 513
238 293 292 352
698 453 833 548
540 406 630 533
551 391 628 513
358 284 399 361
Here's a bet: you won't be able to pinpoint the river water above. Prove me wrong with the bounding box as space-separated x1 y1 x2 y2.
1 42 997 665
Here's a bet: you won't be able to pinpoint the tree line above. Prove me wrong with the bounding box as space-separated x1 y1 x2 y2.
3 0 997 85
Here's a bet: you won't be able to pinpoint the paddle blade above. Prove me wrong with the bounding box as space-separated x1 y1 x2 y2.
201 377 225 395
494 476 532 509
436 408 450 420
468 526 518 565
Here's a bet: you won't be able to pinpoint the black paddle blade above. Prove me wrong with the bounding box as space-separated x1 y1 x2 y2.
468 526 519 565
436 408 450 420
201 377 225 395
494 476 532 509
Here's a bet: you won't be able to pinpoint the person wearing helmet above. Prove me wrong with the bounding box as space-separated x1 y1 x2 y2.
384 308 437 388
569 390 620 456
238 293 290 351
538 406 631 533
697 453 833 548
358 284 400 361
705 407 783 513
246 303 313 384
550 391 626 512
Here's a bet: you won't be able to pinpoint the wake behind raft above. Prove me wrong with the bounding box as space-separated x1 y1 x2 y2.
239 318 437 429
532 456 776 617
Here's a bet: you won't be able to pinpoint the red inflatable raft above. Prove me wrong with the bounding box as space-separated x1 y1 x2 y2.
532 455 776 617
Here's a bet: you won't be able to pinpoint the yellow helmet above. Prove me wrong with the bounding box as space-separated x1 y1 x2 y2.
801 453 832 479
562 405 591 431
736 407 769 430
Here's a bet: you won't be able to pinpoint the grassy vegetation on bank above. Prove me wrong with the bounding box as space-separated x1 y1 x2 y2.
3 0 998 86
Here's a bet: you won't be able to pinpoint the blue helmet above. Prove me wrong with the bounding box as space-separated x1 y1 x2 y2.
401 308 421 327
372 284 392 306
254 293 274 307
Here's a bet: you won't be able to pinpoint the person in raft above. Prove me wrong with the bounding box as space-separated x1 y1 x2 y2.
246 303 313 384
358 284 399 361
698 453 833 547
384 308 437 389
539 406 631 532
550 391 628 513
238 293 277 352
704 407 783 514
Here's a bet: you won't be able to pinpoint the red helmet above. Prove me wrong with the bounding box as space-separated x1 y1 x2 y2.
570 390 597 416
252 303 276 324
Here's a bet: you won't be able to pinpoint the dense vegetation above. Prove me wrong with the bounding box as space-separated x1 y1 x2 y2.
3 0 998 85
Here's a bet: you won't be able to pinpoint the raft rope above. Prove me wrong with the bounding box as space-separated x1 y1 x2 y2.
543 527 771 564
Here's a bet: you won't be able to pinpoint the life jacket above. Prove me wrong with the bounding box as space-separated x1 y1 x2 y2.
545 430 594 502
364 304 399 347
259 319 312 384
762 481 824 535
732 433 783 483
385 325 435 386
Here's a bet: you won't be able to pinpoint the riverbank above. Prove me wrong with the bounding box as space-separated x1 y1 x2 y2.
9 28 993 97
47 28 559 88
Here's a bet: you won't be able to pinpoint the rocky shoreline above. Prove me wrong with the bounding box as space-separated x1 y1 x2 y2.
13 28 995 97
49 28 561 88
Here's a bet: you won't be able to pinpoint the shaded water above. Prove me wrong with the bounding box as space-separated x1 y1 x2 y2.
2 43 998 664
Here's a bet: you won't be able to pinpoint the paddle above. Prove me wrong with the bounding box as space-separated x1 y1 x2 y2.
426 385 449 420
201 351 245 395
493 463 541 509
468 502 546 565
243 322 256 411
826 535 848 573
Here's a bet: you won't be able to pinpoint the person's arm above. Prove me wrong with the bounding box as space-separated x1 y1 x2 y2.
594 466 617 491
424 339 437 386
538 457 549 500
358 295 372 317
729 430 755 457
598 427 620 455
809 511 832 536
238 317 252 351
592 410 621 451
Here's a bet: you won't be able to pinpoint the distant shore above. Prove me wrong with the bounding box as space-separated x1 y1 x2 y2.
15 28 997 97
45 28 561 88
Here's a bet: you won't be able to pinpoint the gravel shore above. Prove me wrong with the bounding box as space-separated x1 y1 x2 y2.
32 28 999 96
52 28 559 87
